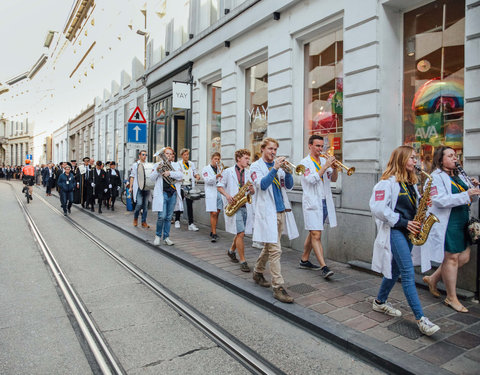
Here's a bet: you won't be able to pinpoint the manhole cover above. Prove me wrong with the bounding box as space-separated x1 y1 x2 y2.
387 320 422 340
288 283 318 294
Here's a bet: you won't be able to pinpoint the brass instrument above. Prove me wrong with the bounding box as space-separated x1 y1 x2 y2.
408 166 440 246
156 147 176 186
320 154 355 176
281 160 305 175
225 181 252 217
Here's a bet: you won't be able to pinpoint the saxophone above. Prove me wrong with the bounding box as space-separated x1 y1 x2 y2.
225 181 252 217
408 167 440 246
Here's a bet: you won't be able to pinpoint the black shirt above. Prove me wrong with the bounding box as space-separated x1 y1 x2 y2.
393 182 417 232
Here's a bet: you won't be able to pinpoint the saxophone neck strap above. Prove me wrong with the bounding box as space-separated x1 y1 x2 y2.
400 182 416 208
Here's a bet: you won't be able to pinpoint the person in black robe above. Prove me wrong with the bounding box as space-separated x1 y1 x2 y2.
87 160 107 213
106 161 122 211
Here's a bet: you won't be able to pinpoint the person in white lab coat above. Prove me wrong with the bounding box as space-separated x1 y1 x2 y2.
151 147 184 246
249 138 298 304
416 146 480 313
173 148 201 231
299 134 338 279
370 145 440 336
202 152 223 242
217 149 254 272
129 150 150 228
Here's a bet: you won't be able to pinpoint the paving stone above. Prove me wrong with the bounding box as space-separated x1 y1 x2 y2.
423 303 456 321
310 302 337 314
465 346 480 362
364 325 399 341
466 322 480 336
295 293 328 307
344 316 378 331
414 341 465 365
326 308 361 322
345 291 369 303
328 295 357 308
445 331 480 350
442 354 480 375
449 312 480 325
388 335 426 353
388 319 423 340
365 311 394 323
433 318 465 334
320 288 346 299
351 301 373 314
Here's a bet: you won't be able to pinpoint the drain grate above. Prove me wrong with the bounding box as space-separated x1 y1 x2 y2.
288 283 318 295
387 320 422 340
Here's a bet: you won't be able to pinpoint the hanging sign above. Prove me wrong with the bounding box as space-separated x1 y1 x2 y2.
172 82 191 109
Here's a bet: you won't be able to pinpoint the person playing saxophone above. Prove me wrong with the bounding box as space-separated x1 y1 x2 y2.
217 149 254 272
370 145 440 336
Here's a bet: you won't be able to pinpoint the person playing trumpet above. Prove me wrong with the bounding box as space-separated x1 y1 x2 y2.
151 147 183 246
217 149 254 272
202 152 224 242
299 134 338 278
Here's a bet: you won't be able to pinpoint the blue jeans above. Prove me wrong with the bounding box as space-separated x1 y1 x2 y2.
134 189 149 222
156 192 177 239
322 199 328 224
377 229 424 320
60 190 73 212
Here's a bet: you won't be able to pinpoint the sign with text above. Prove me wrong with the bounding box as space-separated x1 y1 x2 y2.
172 82 191 109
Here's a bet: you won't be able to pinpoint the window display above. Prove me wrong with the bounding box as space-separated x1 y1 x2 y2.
207 79 222 157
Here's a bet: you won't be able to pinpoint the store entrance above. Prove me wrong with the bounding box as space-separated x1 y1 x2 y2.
174 114 185 154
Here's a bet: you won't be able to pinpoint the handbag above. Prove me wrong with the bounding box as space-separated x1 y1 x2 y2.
466 217 480 245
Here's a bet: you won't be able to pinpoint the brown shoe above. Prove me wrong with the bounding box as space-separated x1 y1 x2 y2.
133 218 138 227
253 272 270 287
273 286 294 303
227 250 239 263
142 222 150 228
240 262 251 273
423 276 441 298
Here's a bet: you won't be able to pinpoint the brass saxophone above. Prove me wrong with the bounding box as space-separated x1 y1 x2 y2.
225 181 252 217
408 167 440 246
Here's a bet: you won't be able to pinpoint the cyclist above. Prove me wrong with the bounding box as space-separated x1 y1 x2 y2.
21 159 35 200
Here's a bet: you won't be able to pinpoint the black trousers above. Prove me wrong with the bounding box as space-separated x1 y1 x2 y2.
174 189 194 225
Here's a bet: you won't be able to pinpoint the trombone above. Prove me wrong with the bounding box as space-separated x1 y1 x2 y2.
281 160 306 176
320 154 355 176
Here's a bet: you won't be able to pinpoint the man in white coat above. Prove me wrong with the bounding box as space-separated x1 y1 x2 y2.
217 149 254 272
249 137 298 303
173 148 201 231
299 134 338 279
151 147 183 246
129 150 150 228
202 152 223 242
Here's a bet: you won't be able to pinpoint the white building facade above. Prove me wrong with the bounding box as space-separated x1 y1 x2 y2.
94 57 148 177
52 124 68 165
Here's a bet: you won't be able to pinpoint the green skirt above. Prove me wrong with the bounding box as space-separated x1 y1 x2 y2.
444 205 470 253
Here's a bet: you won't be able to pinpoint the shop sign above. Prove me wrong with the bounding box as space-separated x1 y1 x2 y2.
333 137 341 150
172 82 191 109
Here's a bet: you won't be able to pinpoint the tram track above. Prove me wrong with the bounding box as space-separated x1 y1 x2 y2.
12 183 284 375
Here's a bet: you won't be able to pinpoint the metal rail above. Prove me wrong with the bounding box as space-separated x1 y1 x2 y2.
33 191 283 375
12 187 125 375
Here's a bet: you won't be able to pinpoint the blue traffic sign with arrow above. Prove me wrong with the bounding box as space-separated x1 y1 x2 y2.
127 106 147 143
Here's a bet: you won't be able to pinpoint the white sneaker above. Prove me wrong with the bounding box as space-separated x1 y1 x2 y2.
372 300 402 317
174 221 180 229
153 236 161 246
188 223 199 231
417 316 440 336
164 237 174 246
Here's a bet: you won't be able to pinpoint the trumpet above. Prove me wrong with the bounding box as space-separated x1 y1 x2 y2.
281 160 306 176
320 154 355 176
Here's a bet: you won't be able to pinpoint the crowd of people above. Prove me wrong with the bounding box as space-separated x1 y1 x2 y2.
3 137 479 338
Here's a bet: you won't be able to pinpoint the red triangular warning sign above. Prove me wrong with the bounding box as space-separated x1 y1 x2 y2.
128 106 147 123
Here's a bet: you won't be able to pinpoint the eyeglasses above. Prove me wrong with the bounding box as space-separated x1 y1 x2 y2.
141 153 147 156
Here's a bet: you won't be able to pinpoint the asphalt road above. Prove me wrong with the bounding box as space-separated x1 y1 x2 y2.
0 181 384 374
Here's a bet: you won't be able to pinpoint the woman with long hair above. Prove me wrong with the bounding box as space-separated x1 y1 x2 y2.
418 146 480 312
369 145 440 336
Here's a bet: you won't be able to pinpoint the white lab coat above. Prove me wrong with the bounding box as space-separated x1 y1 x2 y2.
149 163 183 212
217 167 253 235
369 176 420 279
412 169 475 273
130 161 150 203
202 164 220 212
300 154 337 230
249 159 298 243
172 161 184 212
174 160 198 212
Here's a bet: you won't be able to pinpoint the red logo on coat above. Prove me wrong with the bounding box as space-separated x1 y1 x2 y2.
375 190 385 201
203 172 208 177
251 171 257 181
430 186 438 196
304 168 311 176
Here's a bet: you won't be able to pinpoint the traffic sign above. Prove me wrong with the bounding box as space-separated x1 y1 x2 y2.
26 154 32 160
128 106 147 123
127 122 147 143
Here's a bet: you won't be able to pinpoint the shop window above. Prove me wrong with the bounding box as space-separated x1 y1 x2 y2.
207 79 222 158
403 0 465 170
304 30 343 161
154 99 167 152
246 60 268 158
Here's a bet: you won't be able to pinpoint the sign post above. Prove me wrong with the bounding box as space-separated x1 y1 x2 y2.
127 106 147 144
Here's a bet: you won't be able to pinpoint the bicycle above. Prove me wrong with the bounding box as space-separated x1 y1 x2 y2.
22 183 31 203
